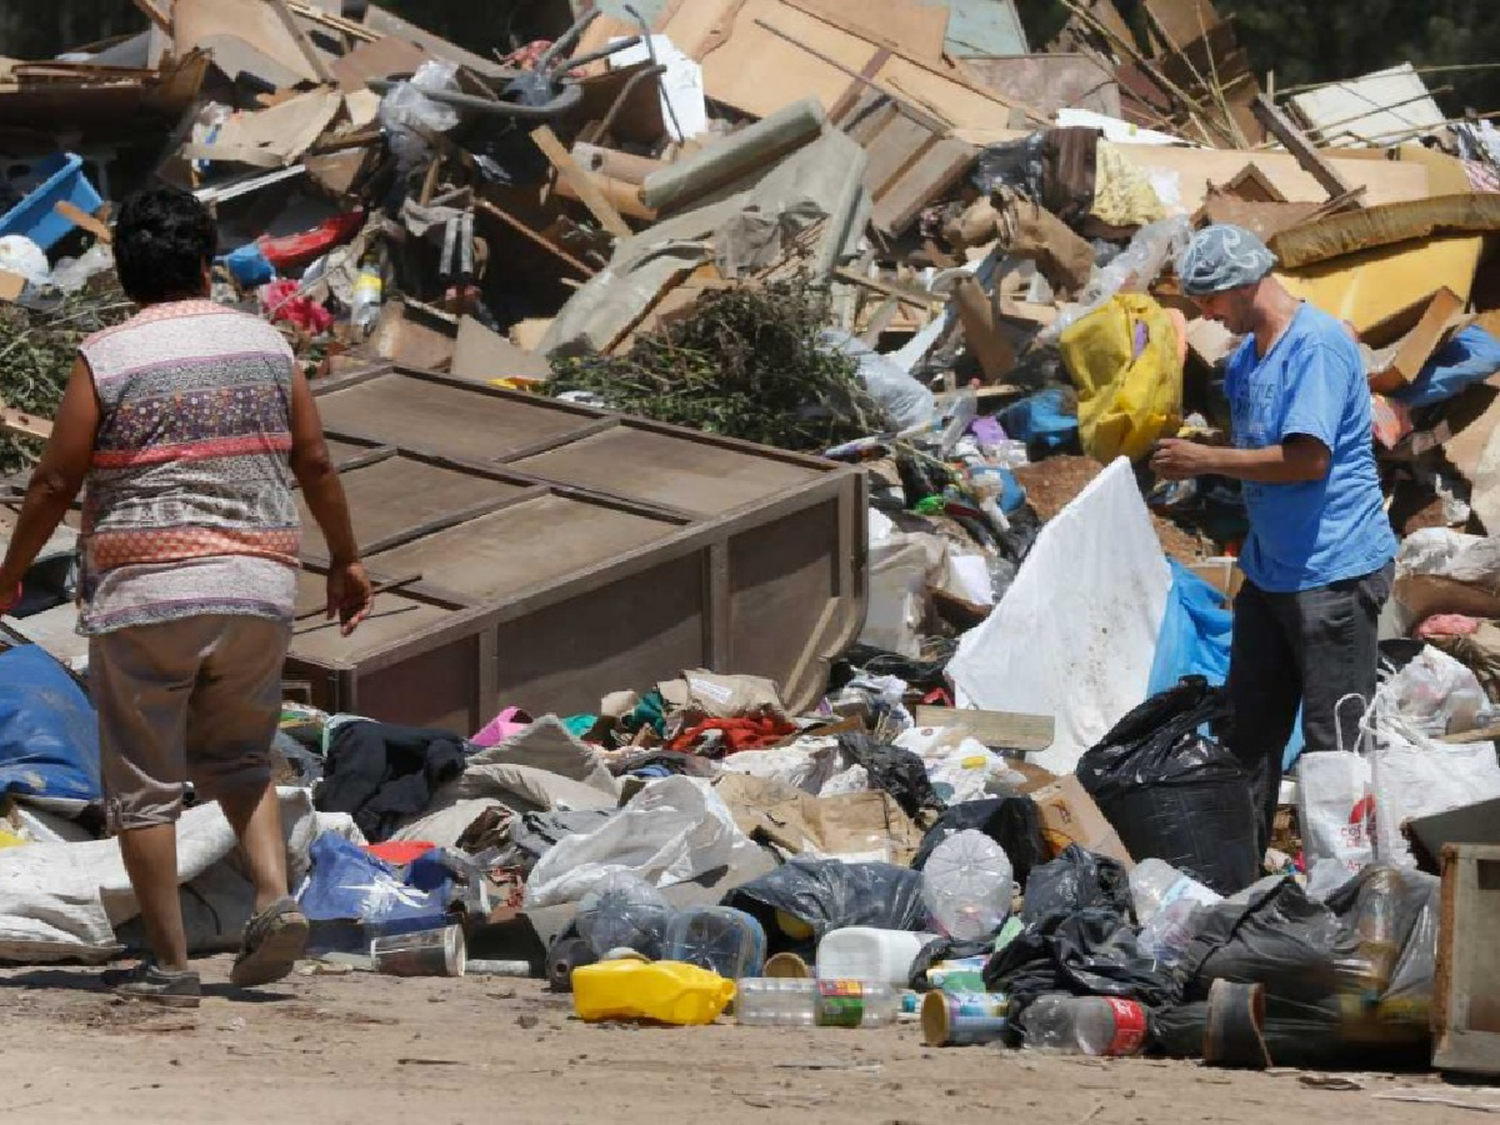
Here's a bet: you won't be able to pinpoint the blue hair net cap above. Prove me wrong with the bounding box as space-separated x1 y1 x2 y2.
1176 224 1277 297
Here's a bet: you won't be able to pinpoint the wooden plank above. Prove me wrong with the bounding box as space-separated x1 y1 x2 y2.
871 135 976 235
267 0 337 85
1251 93 1355 201
861 110 940 197
831 267 940 307
913 705 1055 752
1380 286 1466 387
131 0 173 34
475 198 596 278
0 401 52 441
53 201 112 243
530 125 631 240
781 0 948 64
1435 844 1500 1074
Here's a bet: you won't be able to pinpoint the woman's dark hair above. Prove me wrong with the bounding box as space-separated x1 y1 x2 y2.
113 185 218 305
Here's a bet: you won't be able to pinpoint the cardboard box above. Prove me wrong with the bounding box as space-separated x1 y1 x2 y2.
1021 775 1135 869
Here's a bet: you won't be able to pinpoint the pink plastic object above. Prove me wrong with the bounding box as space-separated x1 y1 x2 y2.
472 706 531 746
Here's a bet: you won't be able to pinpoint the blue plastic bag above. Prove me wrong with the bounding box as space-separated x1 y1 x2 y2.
997 388 1078 453
223 243 276 288
1391 326 1500 410
297 832 446 924
0 645 100 801
1148 561 1232 695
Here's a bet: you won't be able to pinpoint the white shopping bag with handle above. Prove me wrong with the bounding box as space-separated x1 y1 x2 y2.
1296 694 1376 897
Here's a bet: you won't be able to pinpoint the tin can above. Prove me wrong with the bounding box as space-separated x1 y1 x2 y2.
922 990 1010 1047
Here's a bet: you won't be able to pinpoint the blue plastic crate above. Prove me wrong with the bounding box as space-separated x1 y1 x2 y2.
0 153 104 252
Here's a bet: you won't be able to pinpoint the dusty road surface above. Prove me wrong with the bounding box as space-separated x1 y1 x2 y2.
0 956 1491 1124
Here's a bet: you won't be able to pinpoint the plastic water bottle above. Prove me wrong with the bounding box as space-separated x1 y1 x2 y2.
815 928 937 986
1020 995 1148 1056
736 979 900 1028
921 830 1014 941
1129 858 1222 926
574 873 671 960
662 906 766 979
351 265 383 332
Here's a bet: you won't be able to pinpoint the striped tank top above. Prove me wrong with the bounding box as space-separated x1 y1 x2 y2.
76 299 301 635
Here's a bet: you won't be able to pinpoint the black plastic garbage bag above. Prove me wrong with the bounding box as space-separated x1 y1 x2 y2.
911 798 1048 889
829 641 957 694
1162 865 1439 1067
982 907 1180 1013
1076 677 1257 894
837 733 946 826
1021 845 1134 926
722 858 928 957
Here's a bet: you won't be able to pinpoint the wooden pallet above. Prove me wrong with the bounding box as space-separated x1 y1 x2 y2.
1434 843 1500 1074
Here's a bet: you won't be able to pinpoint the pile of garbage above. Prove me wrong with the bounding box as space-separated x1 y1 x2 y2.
6 0 1500 1078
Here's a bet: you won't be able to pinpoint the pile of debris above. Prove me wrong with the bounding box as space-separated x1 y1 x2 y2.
8 0 1500 1080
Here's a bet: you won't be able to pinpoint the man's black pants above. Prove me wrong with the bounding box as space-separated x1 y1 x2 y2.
1228 560 1394 853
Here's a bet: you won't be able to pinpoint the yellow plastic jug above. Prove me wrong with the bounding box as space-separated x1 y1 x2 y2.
572 960 736 1025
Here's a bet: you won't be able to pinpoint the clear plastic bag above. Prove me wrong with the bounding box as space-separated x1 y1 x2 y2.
1042 215 1193 343
575 871 672 958
819 329 935 432
379 60 462 170
1377 645 1486 733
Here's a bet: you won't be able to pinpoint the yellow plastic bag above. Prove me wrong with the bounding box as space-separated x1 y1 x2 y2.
572 960 736 1025
1059 292 1184 462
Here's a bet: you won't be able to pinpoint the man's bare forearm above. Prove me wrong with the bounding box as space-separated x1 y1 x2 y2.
1197 444 1328 484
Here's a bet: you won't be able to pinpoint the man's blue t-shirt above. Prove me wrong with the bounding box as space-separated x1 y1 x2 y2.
1225 303 1396 593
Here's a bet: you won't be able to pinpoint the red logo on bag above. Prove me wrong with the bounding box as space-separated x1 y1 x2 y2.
1350 795 1376 836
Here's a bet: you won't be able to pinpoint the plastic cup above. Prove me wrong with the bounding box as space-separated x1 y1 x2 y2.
369 924 466 977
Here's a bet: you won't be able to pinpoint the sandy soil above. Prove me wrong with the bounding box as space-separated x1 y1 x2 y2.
0 957 1491 1125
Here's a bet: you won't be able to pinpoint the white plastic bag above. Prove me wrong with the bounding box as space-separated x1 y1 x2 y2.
1367 706 1500 868
523 776 757 907
1377 645 1485 734
1296 695 1375 894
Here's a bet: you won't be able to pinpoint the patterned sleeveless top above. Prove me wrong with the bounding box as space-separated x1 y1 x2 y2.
76 299 301 635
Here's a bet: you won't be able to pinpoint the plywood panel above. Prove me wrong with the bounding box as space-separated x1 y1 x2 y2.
298 455 528 555
875 55 1020 131
290 578 459 662
356 636 481 735
668 0 881 119
366 495 673 602
1281 236 1484 333
783 0 948 63
728 499 840 679
511 427 821 515
316 374 595 460
1117 145 1431 210
492 554 709 715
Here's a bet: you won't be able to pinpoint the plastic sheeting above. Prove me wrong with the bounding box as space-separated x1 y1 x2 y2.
949 458 1173 774
0 645 100 802
0 789 360 963
1390 325 1500 410
523 776 759 908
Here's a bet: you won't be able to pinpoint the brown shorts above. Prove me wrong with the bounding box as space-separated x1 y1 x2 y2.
89 615 291 833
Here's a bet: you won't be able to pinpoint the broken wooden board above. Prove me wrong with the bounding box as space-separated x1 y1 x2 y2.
330 34 428 92
1115 144 1430 212
1364 287 1466 387
532 126 632 240
180 89 343 168
367 300 456 371
912 705 1055 752
660 0 1027 130
1434 844 1500 1075
173 0 332 87
452 316 551 384
0 269 26 304
1269 194 1500 271
1281 236 1485 334
959 53 1121 118
1251 93 1356 200
0 400 52 441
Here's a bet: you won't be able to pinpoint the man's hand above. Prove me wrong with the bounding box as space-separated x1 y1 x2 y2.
1150 438 1219 481
0 578 21 616
326 561 373 637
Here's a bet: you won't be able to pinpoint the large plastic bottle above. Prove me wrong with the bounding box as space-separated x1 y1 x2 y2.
1020 995 1148 1056
736 979 901 1028
1129 858 1222 925
571 960 735 1025
815 928 937 986
921 830 1015 941
575 872 671 960
662 906 766 979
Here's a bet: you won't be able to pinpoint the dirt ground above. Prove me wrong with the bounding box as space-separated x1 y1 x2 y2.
1 957 1494 1125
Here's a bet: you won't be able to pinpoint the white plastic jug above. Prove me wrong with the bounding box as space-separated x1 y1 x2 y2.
815 927 937 986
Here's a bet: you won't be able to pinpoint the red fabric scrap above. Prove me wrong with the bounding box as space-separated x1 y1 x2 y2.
263 279 334 335
668 715 796 755
365 841 435 866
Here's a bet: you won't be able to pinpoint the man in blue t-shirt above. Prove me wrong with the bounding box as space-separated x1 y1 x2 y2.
1151 224 1397 852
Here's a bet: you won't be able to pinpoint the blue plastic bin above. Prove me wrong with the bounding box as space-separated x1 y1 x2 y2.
0 153 103 252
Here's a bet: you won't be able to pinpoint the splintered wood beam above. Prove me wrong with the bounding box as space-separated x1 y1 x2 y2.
530 125 633 240
1251 94 1356 201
